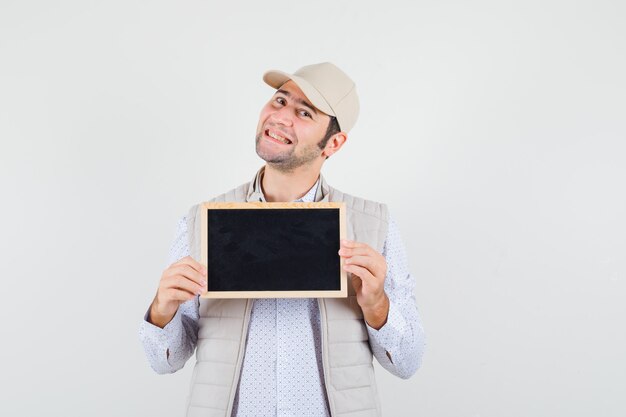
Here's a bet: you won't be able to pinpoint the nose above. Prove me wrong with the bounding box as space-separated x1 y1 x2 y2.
269 105 293 127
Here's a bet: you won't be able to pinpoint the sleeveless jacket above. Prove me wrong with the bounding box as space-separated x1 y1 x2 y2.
184 168 389 417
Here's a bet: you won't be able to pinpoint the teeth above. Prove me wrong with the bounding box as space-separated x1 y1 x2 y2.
268 130 291 144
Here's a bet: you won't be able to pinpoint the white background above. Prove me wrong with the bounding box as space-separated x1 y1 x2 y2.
1 0 624 416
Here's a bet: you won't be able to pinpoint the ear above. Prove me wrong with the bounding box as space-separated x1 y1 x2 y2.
322 132 348 158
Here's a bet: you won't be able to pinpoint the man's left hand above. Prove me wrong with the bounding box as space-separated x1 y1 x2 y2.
338 239 389 330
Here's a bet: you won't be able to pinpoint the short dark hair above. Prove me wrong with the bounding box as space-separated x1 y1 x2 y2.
317 116 341 150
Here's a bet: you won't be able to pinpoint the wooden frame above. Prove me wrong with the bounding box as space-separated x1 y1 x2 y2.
200 201 347 298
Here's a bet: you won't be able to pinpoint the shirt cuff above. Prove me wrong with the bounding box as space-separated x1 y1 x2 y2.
365 300 407 352
140 306 185 366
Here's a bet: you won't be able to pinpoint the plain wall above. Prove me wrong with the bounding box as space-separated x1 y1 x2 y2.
1 0 624 415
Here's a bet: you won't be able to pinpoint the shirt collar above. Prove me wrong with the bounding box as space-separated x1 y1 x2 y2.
297 178 320 202
247 165 323 203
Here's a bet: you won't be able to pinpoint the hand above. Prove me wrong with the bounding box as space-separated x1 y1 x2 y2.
338 239 389 329
149 256 207 328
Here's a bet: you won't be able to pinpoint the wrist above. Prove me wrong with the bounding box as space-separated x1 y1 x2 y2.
362 293 389 330
149 297 177 328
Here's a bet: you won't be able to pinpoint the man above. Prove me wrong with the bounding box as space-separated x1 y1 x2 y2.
139 62 425 417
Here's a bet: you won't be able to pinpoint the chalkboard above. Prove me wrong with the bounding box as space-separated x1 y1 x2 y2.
200 202 347 298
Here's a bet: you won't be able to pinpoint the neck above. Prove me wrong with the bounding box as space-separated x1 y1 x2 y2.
261 163 321 202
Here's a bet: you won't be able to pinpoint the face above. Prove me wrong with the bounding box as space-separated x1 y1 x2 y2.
255 80 332 172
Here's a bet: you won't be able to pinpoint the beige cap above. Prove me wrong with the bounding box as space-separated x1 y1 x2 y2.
263 62 359 133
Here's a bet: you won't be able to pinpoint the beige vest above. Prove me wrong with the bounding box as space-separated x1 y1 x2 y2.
184 168 389 417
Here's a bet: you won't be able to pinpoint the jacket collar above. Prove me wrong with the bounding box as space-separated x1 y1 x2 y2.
246 165 330 203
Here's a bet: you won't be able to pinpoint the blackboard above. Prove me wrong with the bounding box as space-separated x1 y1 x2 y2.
200 202 347 298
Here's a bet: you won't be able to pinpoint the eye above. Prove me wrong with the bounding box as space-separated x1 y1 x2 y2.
299 110 312 118
275 97 286 105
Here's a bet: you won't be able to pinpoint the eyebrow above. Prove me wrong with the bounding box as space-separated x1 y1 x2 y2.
275 89 318 116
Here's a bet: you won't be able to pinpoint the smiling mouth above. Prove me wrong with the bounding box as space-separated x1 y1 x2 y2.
265 129 293 145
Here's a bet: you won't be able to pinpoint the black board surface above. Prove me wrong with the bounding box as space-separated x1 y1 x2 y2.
206 207 342 293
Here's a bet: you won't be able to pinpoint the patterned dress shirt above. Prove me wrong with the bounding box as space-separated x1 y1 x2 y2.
139 179 425 416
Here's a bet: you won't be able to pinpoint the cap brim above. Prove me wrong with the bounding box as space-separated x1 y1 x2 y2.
263 70 336 117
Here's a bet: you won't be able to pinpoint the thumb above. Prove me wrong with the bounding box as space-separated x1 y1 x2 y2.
350 274 362 293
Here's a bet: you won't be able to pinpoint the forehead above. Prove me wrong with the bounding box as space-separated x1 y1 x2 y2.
273 80 329 120
278 80 307 98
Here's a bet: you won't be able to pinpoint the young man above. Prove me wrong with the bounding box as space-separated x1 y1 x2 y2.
139 62 425 417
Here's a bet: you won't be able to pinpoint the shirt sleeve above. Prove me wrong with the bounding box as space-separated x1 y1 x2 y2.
366 214 426 379
138 215 200 374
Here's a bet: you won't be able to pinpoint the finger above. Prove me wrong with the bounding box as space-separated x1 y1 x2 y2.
165 274 206 296
167 288 198 301
166 264 207 287
343 263 375 283
350 274 363 292
339 246 376 258
164 265 206 290
344 255 384 277
173 256 206 276
340 239 369 249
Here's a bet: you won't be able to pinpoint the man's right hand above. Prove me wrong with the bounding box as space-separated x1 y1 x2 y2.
148 256 207 328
